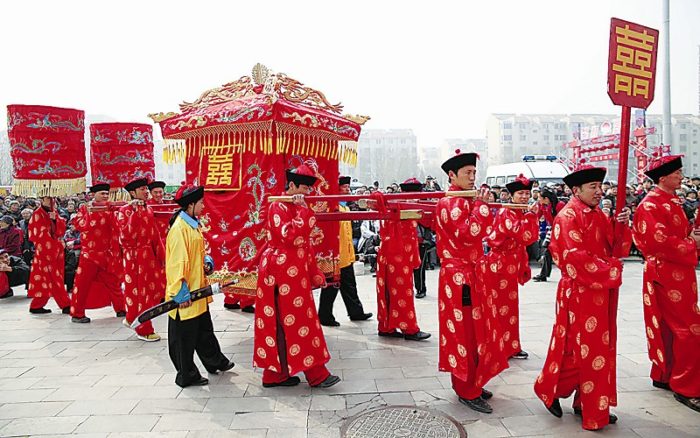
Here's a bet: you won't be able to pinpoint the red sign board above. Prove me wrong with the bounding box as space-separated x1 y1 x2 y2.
607 18 659 109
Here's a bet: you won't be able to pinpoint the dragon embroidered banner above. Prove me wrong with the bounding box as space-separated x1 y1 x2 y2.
89 123 155 188
8 104 87 196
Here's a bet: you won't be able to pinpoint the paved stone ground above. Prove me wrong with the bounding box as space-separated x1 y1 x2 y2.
0 260 699 437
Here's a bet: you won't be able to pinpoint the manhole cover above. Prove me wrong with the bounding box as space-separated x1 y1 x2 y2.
341 405 466 438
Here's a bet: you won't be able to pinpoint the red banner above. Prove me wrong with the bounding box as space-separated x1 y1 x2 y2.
89 123 155 187
607 18 659 109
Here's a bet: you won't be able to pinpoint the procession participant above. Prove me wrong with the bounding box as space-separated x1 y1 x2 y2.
223 293 256 313
435 150 506 414
148 180 171 302
148 181 166 204
375 178 430 341
253 165 340 389
318 175 372 327
479 174 539 360
632 155 700 413
166 184 234 388
534 166 631 431
117 177 166 342
69 183 126 323
27 197 71 314
0 248 30 299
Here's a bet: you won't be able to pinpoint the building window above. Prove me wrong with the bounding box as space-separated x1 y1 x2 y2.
680 134 688 141
503 135 512 141
503 122 512 129
533 141 538 145
543 135 549 141
520 135 527 141
518 123 528 129
680 123 687 129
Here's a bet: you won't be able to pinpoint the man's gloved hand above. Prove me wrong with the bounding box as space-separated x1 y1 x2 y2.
173 281 191 304
204 255 215 274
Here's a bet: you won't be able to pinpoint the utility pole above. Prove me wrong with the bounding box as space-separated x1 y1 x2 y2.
662 0 672 149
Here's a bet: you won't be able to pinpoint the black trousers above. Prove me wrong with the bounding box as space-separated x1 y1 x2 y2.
168 310 228 387
413 244 429 294
538 248 553 278
318 264 366 322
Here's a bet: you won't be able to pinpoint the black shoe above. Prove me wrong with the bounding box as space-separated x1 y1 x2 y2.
179 377 208 388
674 393 700 413
378 330 404 338
511 351 529 360
224 303 241 310
30 307 52 314
652 380 671 391
263 376 301 388
241 305 255 313
320 320 340 327
532 276 546 282
404 331 431 341
546 398 563 418
415 291 426 299
313 374 341 388
481 388 493 400
369 267 376 273
458 396 493 413
71 316 91 323
573 407 618 424
115 311 127 318
349 312 373 321
0 290 14 299
206 360 235 374
62 306 71 314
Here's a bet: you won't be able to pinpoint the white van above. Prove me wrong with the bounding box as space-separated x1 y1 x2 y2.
484 155 570 187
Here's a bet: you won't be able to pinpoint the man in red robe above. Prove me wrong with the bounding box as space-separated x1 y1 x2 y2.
632 155 700 413
376 178 430 341
435 150 507 414
534 166 631 431
148 180 171 304
69 183 126 323
118 177 166 342
479 174 539 360
253 165 340 389
28 196 71 314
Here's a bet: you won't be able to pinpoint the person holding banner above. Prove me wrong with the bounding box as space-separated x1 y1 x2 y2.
253 164 340 389
165 184 234 388
478 174 539 360
69 183 126 323
28 196 71 314
435 150 506 414
117 177 166 342
631 155 700 413
375 177 430 341
534 166 631 431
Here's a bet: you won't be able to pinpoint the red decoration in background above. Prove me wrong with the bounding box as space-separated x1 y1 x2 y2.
89 123 155 187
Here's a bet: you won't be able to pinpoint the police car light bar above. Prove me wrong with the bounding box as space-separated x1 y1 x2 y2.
522 155 558 162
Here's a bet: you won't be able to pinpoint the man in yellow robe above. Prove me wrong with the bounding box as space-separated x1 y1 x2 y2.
166 184 234 388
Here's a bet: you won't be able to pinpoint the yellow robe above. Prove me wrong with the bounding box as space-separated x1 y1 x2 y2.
339 204 355 269
165 214 211 320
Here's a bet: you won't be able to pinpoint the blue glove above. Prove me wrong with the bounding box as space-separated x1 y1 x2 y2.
173 281 191 304
204 255 215 272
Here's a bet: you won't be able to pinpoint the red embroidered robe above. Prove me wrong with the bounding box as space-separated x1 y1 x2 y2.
534 197 631 430
435 184 507 384
632 187 700 397
27 207 66 301
117 203 165 335
480 208 539 357
253 200 330 376
376 219 421 334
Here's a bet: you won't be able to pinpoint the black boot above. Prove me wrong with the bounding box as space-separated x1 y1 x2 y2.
674 393 700 413
29 307 51 314
263 376 301 388
313 375 341 388
545 398 562 418
458 396 493 413
511 351 529 360
404 331 431 341
652 380 671 391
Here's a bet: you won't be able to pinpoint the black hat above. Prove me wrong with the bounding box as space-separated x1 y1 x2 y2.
174 184 204 208
691 176 700 181
148 181 166 190
124 178 149 192
399 177 423 192
645 155 683 183
563 166 607 188
441 149 479 175
89 183 110 193
285 164 318 187
339 176 351 186
505 174 534 194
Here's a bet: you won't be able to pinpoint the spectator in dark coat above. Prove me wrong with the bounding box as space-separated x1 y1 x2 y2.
0 216 23 258
0 248 30 298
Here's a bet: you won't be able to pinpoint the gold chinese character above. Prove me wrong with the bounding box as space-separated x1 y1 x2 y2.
613 45 652 79
206 152 234 186
615 24 655 51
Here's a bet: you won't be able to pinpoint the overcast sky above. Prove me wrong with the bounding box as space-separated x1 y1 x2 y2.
1 0 698 147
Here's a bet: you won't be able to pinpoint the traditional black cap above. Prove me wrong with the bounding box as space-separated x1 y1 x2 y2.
339 176 351 186
89 183 110 193
174 184 204 208
441 149 479 175
563 166 607 188
505 174 534 194
285 164 318 187
124 178 149 192
148 181 166 190
399 177 423 192
645 155 683 183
